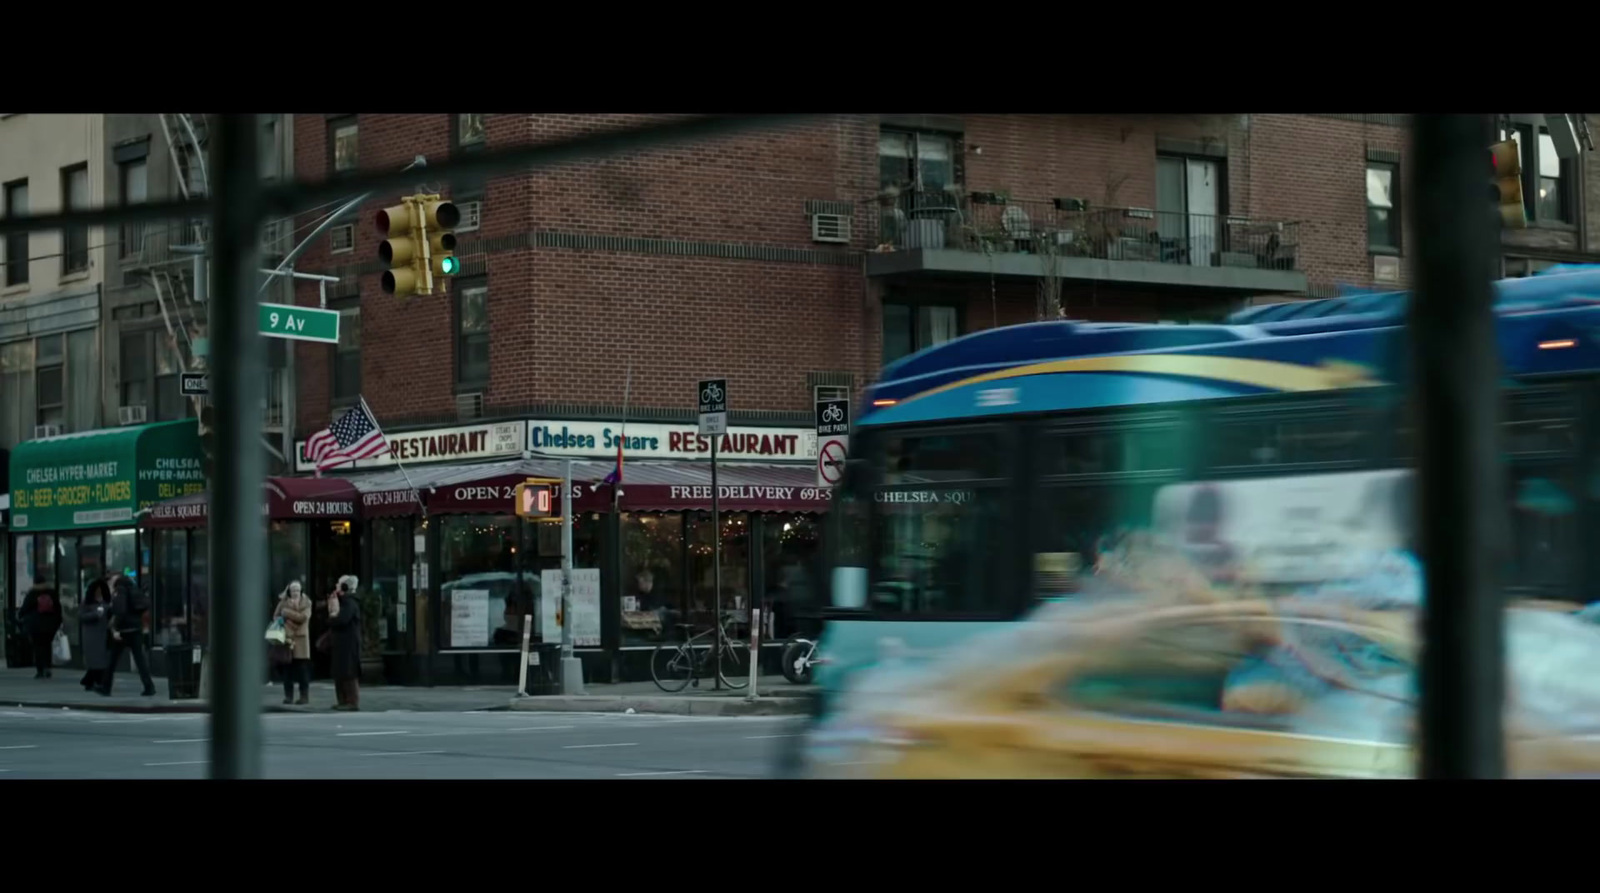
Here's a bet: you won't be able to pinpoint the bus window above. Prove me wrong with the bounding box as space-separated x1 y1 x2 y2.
826 459 871 610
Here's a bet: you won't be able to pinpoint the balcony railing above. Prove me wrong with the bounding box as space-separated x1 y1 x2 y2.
120 218 210 268
873 191 1300 273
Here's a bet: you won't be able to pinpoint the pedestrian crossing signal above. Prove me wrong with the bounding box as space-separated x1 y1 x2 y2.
514 482 553 519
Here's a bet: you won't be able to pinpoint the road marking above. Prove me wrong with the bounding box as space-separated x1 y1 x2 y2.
563 742 639 749
508 726 576 732
153 738 207 744
744 734 799 739
359 750 447 757
0 744 38 750
412 725 576 738
616 769 709 777
94 718 160 724
144 760 207 767
336 730 409 737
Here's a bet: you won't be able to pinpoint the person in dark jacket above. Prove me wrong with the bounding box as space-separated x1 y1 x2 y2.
328 575 363 711
98 575 156 697
18 576 63 679
79 578 113 692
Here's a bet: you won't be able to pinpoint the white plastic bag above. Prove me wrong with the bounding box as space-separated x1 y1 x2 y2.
52 630 71 663
264 616 288 645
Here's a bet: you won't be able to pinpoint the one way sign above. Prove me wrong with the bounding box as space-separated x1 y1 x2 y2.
180 372 210 397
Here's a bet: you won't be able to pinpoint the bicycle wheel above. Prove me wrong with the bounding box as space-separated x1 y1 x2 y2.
717 637 751 689
650 642 694 693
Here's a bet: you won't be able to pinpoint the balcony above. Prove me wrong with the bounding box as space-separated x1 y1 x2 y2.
119 219 209 271
865 192 1307 295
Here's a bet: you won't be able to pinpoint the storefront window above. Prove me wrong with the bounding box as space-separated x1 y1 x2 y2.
439 514 525 650
154 529 189 646
56 536 79 646
762 514 821 640
268 521 309 610
371 518 412 652
189 528 209 646
687 512 750 630
620 512 684 647
106 529 137 582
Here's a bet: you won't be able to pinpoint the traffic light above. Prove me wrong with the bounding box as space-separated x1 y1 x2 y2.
513 480 554 519
197 404 216 480
377 197 423 298
417 197 461 286
1490 138 1527 229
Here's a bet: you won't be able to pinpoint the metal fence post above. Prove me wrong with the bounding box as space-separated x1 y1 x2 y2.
207 115 267 779
1410 114 1508 779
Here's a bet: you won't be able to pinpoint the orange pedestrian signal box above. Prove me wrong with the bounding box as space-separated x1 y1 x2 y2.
514 479 558 519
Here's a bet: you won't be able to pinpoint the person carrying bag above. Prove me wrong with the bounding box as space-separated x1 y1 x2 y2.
271 582 313 706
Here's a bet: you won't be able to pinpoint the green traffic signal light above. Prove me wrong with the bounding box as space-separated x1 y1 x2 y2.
440 256 459 275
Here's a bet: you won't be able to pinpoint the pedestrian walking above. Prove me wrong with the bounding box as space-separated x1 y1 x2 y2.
327 575 363 711
79 578 113 692
97 575 156 697
18 576 62 679
274 581 313 706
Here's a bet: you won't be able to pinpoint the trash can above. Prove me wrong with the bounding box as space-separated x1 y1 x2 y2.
165 644 202 700
521 643 562 696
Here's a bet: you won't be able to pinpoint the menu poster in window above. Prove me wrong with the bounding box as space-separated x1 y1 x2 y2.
449 589 490 648
538 568 601 646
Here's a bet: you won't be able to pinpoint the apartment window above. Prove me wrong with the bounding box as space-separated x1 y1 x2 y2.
61 164 90 274
1366 163 1400 252
120 331 186 421
879 130 956 194
4 179 28 287
332 306 361 401
455 114 486 148
455 279 490 387
882 302 960 366
329 116 358 174
1510 125 1574 224
259 114 280 180
0 340 34 448
329 223 354 254
119 159 147 258
35 334 63 428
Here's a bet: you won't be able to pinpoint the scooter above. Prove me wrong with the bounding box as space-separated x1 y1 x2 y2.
781 635 821 685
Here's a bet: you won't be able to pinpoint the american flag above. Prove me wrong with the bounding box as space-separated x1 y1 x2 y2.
304 402 390 471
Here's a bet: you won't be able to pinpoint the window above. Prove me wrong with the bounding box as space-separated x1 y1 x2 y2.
119 159 147 258
1366 163 1399 252
259 114 280 180
878 129 955 193
34 334 63 428
0 340 35 448
119 332 150 409
60 165 90 274
120 330 187 421
1156 155 1226 267
455 280 489 387
1509 125 1574 224
329 223 354 254
332 306 361 401
329 116 358 174
4 179 27 286
882 302 959 366
455 114 486 148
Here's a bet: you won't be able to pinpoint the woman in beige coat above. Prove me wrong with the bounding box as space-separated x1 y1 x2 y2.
274 581 313 705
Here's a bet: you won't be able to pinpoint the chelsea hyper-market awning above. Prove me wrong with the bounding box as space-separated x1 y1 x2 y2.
6 420 204 533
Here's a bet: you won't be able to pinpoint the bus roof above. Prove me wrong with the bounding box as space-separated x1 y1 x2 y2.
860 268 1600 428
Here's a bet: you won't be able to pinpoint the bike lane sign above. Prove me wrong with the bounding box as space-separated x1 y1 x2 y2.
698 378 728 436
815 398 850 488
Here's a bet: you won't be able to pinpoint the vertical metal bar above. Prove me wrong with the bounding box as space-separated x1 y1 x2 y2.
712 439 721 689
1411 114 1507 779
207 115 266 779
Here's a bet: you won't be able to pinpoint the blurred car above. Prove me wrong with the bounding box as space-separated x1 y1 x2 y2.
804 595 1600 779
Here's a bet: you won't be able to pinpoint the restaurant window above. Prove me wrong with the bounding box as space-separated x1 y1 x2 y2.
882 302 959 367
329 116 358 174
687 511 751 629
3 178 27 287
439 514 525 650
620 512 685 648
370 518 413 653
455 279 489 388
332 306 361 401
61 164 90 274
762 513 821 640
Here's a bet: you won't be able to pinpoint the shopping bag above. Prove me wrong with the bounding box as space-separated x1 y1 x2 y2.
264 616 288 645
52 630 71 663
267 642 294 666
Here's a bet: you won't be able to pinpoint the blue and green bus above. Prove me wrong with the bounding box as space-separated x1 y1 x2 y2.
786 266 1600 773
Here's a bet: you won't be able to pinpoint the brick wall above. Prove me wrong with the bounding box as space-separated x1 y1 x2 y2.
289 113 1429 434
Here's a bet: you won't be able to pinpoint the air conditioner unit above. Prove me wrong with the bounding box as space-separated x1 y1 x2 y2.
811 213 852 244
33 424 63 439
814 385 850 403
455 392 484 421
119 405 149 426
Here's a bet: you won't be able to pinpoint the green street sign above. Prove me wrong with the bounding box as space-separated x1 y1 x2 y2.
259 302 341 344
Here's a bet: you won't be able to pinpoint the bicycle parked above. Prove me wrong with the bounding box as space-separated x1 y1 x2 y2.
650 610 750 692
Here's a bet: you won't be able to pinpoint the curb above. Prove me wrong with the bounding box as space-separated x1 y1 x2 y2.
7 700 512 715
507 695 810 717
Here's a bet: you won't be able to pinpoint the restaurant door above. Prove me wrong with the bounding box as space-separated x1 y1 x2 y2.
308 519 359 679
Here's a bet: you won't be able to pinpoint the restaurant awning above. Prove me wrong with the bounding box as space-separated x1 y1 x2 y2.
142 476 361 528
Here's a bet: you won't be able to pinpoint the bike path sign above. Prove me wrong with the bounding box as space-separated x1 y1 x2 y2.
815 397 850 488
698 378 727 436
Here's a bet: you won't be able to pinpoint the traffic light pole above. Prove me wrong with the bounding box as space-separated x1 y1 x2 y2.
560 460 584 694
1411 114 1508 779
208 115 267 779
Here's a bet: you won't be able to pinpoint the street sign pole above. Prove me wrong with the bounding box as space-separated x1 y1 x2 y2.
698 378 728 690
560 459 584 694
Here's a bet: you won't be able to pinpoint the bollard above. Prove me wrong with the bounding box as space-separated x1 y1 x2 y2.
746 608 760 701
515 614 532 697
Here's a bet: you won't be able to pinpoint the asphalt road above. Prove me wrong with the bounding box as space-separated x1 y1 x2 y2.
0 707 806 779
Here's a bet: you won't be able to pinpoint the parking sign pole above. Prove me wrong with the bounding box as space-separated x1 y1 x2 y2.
712 437 722 690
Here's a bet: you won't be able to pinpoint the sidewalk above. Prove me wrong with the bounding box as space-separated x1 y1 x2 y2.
509 675 815 717
0 668 814 715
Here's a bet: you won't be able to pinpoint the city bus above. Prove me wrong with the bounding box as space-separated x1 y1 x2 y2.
784 266 1600 776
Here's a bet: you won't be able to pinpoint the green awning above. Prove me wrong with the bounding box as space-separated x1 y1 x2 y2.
7 420 204 533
